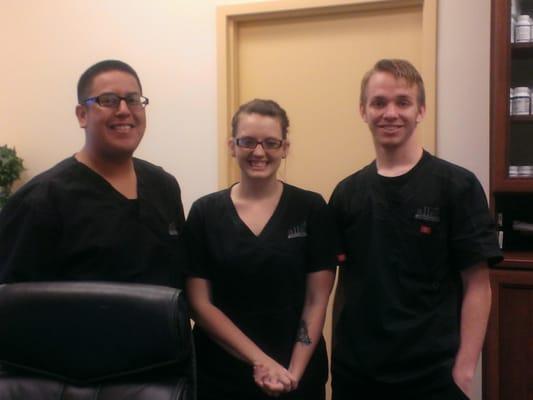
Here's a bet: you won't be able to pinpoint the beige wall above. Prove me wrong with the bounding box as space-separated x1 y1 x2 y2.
437 0 491 194
437 1 491 399
1 0 491 208
1 0 264 210
1 1 491 398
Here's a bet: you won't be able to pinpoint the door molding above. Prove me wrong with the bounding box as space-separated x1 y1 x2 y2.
217 0 438 187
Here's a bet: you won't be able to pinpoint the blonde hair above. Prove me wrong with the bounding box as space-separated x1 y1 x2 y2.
360 59 425 107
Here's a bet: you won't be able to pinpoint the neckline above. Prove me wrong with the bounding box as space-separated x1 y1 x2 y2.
226 181 286 238
374 150 429 183
71 156 140 201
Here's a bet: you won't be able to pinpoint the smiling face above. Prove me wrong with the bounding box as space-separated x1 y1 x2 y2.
360 71 425 151
229 112 289 183
75 70 146 160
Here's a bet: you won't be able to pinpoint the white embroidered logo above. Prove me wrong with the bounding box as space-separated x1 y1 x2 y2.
414 206 440 223
288 221 307 239
168 222 179 236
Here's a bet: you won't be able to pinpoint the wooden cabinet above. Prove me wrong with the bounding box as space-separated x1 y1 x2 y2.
483 269 533 400
492 0 533 192
486 1 533 399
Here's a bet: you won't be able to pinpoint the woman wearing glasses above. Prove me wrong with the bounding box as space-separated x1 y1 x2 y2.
185 99 339 399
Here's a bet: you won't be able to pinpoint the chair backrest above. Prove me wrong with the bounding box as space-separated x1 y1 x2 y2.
0 282 195 400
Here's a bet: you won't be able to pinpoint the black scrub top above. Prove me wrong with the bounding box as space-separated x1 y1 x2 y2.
184 182 339 399
0 157 186 287
329 151 502 386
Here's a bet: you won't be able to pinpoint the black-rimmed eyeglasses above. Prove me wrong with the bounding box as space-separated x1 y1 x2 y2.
81 93 149 109
234 137 284 150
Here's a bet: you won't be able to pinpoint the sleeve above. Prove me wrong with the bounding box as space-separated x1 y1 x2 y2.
305 194 343 273
169 176 187 288
0 194 61 282
182 200 211 279
327 183 348 266
449 175 503 270
173 177 186 229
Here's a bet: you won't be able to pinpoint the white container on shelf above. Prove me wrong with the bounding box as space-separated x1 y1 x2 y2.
515 15 531 42
530 88 533 114
497 213 504 249
518 165 533 177
511 0 521 43
512 86 530 115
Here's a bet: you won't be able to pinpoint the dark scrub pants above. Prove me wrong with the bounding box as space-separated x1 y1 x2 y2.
332 370 469 400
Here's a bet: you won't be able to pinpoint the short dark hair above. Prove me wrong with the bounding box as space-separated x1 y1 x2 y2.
231 99 290 139
360 59 425 107
77 60 142 104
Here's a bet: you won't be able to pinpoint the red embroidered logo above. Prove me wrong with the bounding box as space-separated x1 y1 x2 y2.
337 253 346 263
420 225 432 235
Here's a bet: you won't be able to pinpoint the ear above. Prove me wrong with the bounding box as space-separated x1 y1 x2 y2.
359 104 368 123
75 104 88 128
416 104 426 124
228 137 236 157
282 139 290 159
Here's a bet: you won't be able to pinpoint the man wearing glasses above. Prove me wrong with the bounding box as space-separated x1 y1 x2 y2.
0 60 186 288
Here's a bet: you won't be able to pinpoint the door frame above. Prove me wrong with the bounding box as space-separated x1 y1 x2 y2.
217 0 438 187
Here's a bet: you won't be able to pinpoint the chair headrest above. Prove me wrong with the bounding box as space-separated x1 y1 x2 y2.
0 282 191 384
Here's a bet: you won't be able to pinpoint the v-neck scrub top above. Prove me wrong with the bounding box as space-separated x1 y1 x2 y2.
0 156 186 287
184 183 339 400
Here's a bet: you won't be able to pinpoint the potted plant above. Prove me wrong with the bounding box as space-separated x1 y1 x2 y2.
0 145 25 208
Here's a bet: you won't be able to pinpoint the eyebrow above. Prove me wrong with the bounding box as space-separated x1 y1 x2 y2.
97 91 141 96
396 95 412 100
370 94 413 100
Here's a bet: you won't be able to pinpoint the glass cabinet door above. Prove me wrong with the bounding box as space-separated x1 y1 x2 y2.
509 0 533 179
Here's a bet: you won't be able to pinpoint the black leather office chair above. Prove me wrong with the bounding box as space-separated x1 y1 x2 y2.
0 282 195 400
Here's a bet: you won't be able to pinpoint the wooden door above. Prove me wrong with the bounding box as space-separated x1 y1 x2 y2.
217 1 437 398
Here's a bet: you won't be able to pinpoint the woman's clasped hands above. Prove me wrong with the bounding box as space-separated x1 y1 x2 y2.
253 358 298 397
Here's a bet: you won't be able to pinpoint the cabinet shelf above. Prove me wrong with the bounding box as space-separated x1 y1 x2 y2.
510 115 533 122
499 251 533 269
511 42 533 58
493 180 533 193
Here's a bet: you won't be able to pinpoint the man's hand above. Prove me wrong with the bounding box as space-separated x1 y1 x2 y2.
452 363 474 398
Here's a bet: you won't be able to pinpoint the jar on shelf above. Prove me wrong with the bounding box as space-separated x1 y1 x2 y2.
497 212 504 249
511 0 520 18
512 86 530 115
518 165 533 177
515 15 531 42
530 88 533 114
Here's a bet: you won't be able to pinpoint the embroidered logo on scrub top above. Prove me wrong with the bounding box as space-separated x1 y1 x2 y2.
168 222 179 236
415 207 439 235
414 206 440 223
288 221 307 239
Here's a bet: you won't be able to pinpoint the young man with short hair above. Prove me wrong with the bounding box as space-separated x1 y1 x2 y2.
329 59 502 399
0 60 186 287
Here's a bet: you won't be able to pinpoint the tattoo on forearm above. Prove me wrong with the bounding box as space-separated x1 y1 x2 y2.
296 320 312 345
